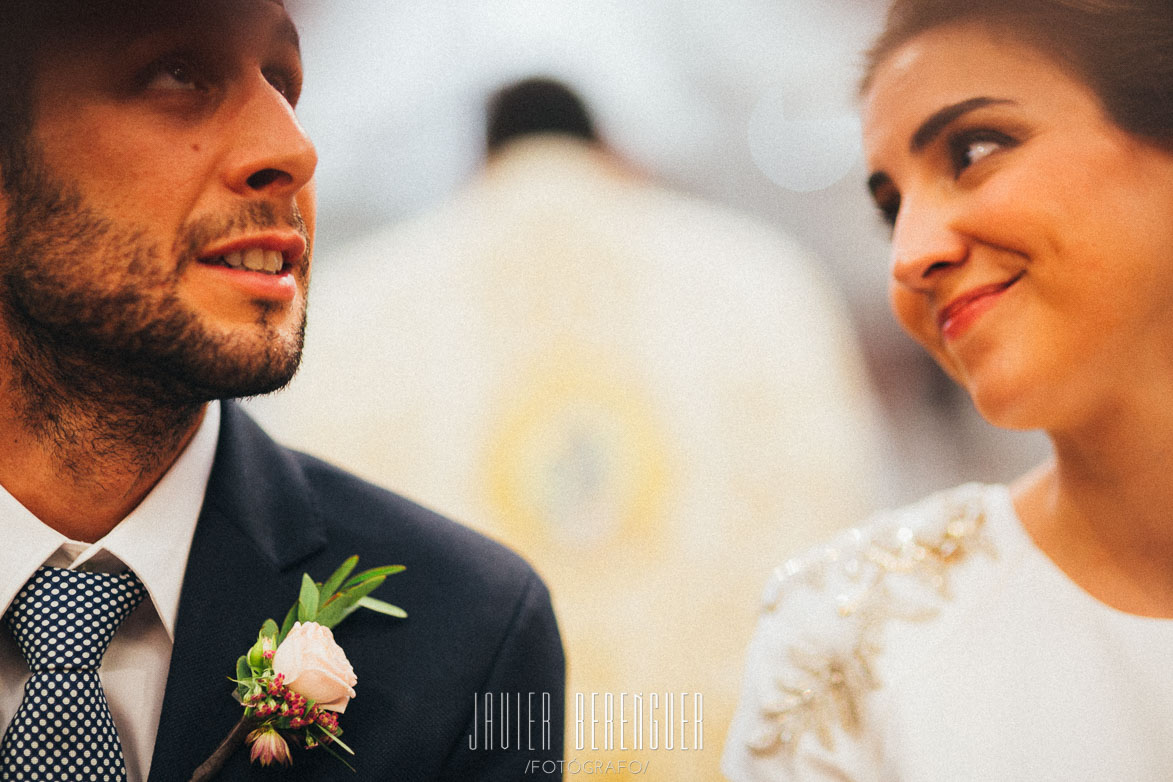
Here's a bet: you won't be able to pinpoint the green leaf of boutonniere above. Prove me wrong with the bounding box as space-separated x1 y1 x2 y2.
342 565 405 589
356 596 408 618
313 599 347 629
298 573 319 622
235 655 251 683
319 555 358 602
315 576 381 629
308 565 412 629
277 602 298 644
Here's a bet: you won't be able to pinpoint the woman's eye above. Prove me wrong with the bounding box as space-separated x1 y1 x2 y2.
962 139 1000 166
877 196 901 229
868 176 901 229
948 130 1016 176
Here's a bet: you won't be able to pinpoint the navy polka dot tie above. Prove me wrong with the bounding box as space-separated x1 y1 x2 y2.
0 566 146 782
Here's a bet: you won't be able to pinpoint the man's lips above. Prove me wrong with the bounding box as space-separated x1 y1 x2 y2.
197 232 307 276
937 272 1024 339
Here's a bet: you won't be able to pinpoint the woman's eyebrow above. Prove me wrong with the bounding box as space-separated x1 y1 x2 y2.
910 96 1015 152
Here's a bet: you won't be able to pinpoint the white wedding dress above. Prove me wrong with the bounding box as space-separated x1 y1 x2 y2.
723 483 1173 781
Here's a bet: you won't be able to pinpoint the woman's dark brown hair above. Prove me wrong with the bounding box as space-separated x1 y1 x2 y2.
863 0 1173 144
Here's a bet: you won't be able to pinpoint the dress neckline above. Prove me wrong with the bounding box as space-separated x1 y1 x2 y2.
986 482 1173 626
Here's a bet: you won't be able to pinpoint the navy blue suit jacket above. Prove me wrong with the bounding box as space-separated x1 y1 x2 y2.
144 402 564 781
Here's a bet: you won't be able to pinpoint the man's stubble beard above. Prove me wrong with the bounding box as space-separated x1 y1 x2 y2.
0 141 309 462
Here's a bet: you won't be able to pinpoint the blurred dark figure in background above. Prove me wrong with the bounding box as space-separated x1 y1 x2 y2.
487 77 598 149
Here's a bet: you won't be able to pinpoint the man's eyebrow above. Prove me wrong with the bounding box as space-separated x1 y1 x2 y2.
275 13 300 52
910 96 1015 152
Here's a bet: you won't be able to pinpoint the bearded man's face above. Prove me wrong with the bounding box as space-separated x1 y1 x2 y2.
0 0 317 401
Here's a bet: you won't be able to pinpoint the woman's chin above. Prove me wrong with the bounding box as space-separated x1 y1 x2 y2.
967 382 1050 433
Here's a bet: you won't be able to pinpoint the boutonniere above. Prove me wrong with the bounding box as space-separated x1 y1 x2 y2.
189 556 406 781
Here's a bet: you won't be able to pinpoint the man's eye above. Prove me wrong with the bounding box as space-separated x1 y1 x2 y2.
948 130 1016 176
263 67 301 106
145 60 202 91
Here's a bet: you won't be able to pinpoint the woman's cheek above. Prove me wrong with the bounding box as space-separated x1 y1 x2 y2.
890 281 965 383
889 281 933 347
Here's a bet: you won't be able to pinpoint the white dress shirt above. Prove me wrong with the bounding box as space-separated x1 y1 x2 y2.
0 401 220 782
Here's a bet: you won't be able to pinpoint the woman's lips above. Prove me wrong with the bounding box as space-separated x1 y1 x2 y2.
938 272 1024 341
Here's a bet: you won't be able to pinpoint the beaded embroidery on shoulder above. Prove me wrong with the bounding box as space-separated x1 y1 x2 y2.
747 483 997 757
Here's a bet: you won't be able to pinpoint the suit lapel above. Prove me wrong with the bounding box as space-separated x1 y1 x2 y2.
147 402 327 781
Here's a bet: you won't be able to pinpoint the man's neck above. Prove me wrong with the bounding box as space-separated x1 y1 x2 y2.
0 343 206 542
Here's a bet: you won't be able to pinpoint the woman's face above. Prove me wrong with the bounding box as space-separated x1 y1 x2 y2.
862 23 1173 433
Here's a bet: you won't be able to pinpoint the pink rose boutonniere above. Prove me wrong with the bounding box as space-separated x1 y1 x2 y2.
189 556 406 781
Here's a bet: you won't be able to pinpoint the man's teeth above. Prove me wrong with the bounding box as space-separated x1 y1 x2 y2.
217 249 284 273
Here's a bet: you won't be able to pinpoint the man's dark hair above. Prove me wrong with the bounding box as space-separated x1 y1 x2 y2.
486 78 599 153
0 3 48 188
863 0 1173 145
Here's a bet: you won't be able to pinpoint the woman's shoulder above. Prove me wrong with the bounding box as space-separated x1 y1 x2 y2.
767 481 1004 611
723 482 1009 780
757 482 1004 631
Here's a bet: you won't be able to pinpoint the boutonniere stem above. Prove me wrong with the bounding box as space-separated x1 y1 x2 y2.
189 716 257 782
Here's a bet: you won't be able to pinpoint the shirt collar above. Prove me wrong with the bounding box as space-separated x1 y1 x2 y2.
0 401 221 641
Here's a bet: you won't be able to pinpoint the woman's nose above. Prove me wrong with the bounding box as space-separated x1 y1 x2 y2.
890 195 968 291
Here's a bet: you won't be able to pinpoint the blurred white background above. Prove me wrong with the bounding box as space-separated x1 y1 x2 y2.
283 0 1047 504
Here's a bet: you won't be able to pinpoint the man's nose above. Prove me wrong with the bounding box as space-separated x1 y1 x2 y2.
890 194 968 291
222 74 318 199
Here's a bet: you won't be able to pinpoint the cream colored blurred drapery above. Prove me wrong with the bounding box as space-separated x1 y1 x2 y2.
247 136 887 780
